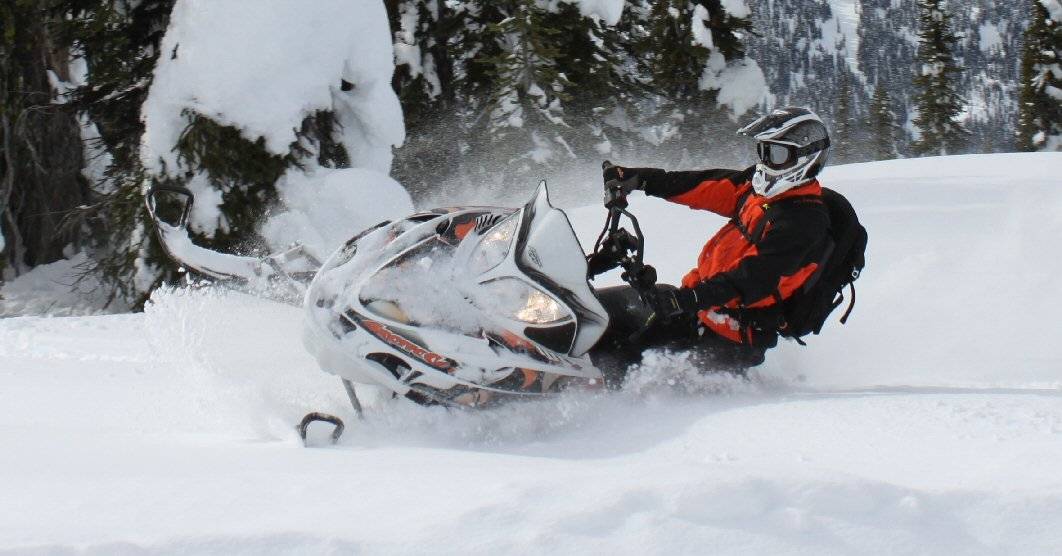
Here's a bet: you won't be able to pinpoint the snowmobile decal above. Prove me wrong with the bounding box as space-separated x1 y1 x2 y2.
356 317 457 372
453 220 476 240
475 213 505 234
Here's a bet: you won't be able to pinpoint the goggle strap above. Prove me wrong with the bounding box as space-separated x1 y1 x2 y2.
793 137 830 158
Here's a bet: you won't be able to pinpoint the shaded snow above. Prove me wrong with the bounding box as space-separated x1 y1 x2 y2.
0 252 125 317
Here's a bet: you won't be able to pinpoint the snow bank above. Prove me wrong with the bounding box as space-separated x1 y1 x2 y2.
142 0 403 175
260 168 413 259
0 252 125 317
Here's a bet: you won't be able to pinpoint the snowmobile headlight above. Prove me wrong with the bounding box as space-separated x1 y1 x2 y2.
478 278 568 325
469 215 518 275
516 288 567 324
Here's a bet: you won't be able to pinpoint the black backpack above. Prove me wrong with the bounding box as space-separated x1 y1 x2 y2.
772 187 867 342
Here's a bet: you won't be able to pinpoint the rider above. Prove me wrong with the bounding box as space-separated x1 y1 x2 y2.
589 107 833 378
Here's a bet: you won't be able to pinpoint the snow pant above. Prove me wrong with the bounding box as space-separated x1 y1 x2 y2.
588 285 773 387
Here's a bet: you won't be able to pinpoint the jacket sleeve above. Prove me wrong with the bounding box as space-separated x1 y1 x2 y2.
690 202 831 307
641 166 756 218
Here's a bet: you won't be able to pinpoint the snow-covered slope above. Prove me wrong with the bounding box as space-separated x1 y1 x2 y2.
2 153 1061 554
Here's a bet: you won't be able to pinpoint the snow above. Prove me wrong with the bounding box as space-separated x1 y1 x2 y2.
826 0 862 75
141 0 403 176
978 22 1003 53
691 5 714 49
0 252 125 317
700 53 772 118
3 153 1062 552
570 0 625 25
1043 0 1062 23
720 0 751 19
259 167 413 260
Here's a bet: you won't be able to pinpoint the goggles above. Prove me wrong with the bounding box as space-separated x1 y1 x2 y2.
756 137 830 170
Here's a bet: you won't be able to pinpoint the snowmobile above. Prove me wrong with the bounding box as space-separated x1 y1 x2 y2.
146 163 660 442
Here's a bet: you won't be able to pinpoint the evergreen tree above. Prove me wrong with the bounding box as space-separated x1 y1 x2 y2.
52 0 177 305
911 0 968 156
832 68 857 163
443 0 646 197
387 0 463 199
1 0 88 276
466 0 574 188
632 0 756 167
542 3 646 165
1017 0 1062 151
868 83 900 160
56 1 349 306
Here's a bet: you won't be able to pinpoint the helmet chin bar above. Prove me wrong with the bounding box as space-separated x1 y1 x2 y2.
752 155 818 197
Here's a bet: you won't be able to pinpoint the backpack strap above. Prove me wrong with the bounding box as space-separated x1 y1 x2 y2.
729 189 756 242
839 282 856 324
732 194 827 245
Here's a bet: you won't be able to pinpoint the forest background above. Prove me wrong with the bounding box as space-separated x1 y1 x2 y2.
0 0 1059 313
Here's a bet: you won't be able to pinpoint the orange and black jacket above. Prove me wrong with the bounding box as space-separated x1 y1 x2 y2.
639 166 830 345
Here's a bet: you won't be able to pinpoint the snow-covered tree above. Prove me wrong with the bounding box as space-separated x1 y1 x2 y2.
387 0 463 198
441 0 646 195
632 0 763 167
460 0 576 188
868 83 900 160
50 0 177 304
1017 0 1062 151
832 68 857 163
0 1 89 277
911 0 968 156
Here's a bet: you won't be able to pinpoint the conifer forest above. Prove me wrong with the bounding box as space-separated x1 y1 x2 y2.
1 0 1059 310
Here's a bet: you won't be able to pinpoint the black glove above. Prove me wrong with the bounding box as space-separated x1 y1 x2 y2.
607 165 637 195
602 166 662 194
653 280 736 320
652 288 699 320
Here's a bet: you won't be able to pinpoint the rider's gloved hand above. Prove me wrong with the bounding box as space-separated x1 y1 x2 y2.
602 166 663 194
653 281 735 320
653 288 699 320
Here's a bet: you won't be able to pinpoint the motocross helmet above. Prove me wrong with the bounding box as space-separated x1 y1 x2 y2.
738 107 831 198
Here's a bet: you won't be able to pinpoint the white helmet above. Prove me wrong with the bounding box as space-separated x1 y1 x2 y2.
738 107 831 198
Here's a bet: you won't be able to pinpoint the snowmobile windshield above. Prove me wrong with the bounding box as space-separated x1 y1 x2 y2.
511 184 609 356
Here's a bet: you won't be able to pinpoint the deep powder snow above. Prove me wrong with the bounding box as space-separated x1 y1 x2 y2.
1 154 1061 554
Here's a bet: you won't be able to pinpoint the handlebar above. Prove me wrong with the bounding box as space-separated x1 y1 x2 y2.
589 161 660 321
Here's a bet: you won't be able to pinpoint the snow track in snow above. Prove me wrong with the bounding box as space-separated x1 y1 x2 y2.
2 154 1061 554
